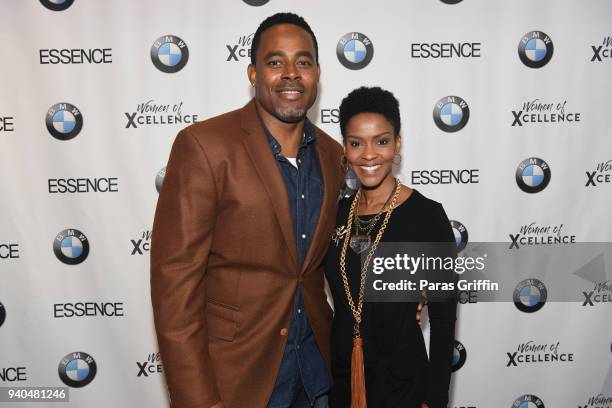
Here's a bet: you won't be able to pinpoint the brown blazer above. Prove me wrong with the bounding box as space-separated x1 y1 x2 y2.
150 99 345 408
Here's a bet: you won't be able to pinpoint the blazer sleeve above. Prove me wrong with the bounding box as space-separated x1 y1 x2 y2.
150 128 221 408
424 203 458 408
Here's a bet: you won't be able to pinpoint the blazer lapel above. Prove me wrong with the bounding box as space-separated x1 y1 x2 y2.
240 99 298 269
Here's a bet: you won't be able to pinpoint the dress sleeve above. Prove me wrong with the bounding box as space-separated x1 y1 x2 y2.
424 203 457 408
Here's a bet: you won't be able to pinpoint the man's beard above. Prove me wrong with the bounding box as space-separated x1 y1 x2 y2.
274 106 306 123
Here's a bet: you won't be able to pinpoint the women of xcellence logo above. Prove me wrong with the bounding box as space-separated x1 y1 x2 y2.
515 157 551 193
512 394 545 408
518 31 554 68
40 0 74 11
433 96 470 132
46 103 83 141
150 35 189 73
58 352 97 388
451 340 467 372
513 278 547 313
53 229 89 265
450 220 468 252
336 32 374 70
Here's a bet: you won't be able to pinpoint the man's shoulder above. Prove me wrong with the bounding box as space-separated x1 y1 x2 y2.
180 106 244 144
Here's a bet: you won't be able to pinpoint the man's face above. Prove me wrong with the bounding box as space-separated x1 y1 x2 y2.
248 24 319 123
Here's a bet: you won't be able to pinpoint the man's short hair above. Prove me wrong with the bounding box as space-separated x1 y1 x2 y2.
339 86 402 140
250 12 319 65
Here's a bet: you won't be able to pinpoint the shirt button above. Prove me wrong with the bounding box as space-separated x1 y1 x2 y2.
301 194 305 199
301 234 306 239
280 328 288 336
297 159 301 164
297 344 301 350
297 309 302 314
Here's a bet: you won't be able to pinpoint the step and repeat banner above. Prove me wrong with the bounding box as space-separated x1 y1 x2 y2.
1 0 612 407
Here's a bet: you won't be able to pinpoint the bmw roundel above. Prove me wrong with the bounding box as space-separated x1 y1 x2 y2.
53 229 89 265
511 394 545 408
513 278 547 313
151 35 189 73
46 103 83 141
451 340 466 372
336 32 374 70
40 0 74 11
58 351 97 388
518 31 554 68
156 166 166 193
450 220 468 252
516 157 551 193
433 96 470 132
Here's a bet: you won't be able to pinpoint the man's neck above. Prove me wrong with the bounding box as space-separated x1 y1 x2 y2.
256 102 305 158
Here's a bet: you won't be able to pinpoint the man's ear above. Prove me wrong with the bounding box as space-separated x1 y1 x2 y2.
247 64 256 87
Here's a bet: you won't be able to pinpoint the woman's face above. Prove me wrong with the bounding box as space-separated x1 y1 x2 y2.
343 112 400 189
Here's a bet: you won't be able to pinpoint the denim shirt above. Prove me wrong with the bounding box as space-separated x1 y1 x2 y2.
263 118 330 406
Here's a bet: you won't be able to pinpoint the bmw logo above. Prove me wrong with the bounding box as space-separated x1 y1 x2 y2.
516 157 551 193
451 340 466 372
53 229 89 265
511 394 545 408
450 220 468 252
58 352 97 388
433 96 470 132
46 103 83 141
513 278 547 313
0 302 5 328
440 0 462 3
518 31 554 68
151 35 189 73
243 0 270 5
156 166 166 193
40 0 74 11
336 32 374 70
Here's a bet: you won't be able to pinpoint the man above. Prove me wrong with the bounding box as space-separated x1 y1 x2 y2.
150 13 344 408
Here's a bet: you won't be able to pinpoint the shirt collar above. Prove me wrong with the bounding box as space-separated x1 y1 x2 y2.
259 114 317 157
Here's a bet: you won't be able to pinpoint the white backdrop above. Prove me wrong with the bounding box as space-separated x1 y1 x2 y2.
1 1 612 407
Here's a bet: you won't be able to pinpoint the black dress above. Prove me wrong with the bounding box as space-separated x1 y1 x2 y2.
324 189 457 408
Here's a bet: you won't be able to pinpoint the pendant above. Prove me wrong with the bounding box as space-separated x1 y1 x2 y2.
349 234 371 254
332 225 347 247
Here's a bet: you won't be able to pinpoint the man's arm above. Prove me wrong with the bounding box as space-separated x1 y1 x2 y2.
151 128 221 408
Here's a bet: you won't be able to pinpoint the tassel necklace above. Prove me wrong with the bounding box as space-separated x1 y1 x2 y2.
338 177 402 408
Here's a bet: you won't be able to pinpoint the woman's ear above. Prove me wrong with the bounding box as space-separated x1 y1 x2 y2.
395 134 401 153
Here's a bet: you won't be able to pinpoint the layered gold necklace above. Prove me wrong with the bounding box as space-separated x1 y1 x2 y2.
338 177 402 408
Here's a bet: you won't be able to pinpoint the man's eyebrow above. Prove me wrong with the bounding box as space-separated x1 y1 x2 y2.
263 50 315 60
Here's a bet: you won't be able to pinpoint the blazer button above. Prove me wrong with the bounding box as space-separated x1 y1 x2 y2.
280 328 288 336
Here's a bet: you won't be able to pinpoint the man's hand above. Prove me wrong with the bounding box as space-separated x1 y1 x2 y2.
210 403 224 408
416 290 427 323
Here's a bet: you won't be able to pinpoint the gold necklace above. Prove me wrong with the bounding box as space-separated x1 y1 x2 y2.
352 185 397 248
339 177 401 338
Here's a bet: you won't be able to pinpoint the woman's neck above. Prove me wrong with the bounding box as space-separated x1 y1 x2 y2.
359 176 396 213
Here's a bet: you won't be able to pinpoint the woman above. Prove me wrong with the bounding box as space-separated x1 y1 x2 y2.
324 87 457 408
